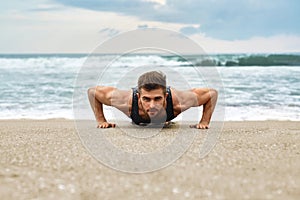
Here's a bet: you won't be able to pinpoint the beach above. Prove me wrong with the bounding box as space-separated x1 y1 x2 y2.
0 120 299 199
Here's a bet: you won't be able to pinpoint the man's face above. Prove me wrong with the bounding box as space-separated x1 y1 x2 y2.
138 88 168 119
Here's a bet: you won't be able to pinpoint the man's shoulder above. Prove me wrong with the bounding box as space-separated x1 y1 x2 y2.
169 87 191 97
170 87 197 111
109 88 132 116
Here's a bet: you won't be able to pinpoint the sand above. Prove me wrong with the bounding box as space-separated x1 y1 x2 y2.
0 120 299 199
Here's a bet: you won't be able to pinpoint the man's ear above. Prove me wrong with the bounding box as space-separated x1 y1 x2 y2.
165 92 169 98
137 92 140 99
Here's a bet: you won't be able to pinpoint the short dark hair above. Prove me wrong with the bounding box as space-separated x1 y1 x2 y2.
138 71 166 93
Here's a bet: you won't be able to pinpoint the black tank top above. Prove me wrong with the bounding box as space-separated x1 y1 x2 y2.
130 86 175 125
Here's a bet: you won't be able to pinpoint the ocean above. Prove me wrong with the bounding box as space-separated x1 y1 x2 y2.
0 53 299 121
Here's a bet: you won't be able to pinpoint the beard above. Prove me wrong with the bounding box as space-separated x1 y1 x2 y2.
149 109 167 124
141 103 167 124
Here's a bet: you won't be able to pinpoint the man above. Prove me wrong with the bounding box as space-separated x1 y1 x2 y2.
88 71 218 129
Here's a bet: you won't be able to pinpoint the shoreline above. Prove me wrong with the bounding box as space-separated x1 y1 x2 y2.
1 120 299 199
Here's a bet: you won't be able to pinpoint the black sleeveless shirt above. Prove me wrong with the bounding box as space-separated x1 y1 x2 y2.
130 86 175 125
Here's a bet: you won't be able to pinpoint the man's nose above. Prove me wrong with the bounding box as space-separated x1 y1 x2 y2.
149 100 155 108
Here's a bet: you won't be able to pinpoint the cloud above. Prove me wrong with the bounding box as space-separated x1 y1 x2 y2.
53 0 158 17
28 4 65 12
2 0 299 53
53 0 300 40
137 24 149 29
99 28 120 37
190 33 300 53
180 25 201 36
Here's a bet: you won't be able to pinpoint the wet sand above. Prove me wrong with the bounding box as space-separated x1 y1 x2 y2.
0 120 299 199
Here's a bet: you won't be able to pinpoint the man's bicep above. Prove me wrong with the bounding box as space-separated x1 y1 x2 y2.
175 90 199 109
95 86 116 106
191 88 213 106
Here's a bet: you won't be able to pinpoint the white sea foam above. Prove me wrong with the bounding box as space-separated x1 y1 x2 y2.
0 54 300 121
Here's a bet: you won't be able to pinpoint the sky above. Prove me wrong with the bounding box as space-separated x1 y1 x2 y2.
1 0 300 54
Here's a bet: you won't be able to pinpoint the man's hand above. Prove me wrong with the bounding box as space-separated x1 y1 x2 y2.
189 122 209 129
97 122 116 128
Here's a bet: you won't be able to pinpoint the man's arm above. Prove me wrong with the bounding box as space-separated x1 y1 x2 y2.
190 88 218 129
87 86 116 128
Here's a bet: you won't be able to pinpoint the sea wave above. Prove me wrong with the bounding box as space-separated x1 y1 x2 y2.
170 53 300 66
1 53 300 67
0 53 300 120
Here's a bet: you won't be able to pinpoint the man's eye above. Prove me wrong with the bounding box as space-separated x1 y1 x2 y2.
154 97 162 101
142 97 150 101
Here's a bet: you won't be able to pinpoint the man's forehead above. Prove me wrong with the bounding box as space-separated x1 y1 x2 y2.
139 88 165 96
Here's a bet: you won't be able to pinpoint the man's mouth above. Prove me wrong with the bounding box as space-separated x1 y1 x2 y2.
148 109 158 115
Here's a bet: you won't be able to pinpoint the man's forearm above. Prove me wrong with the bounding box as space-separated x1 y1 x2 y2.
94 100 107 123
200 104 212 125
88 87 107 123
199 89 218 125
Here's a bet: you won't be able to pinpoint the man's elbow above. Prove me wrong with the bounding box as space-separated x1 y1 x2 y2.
87 86 97 97
209 88 218 100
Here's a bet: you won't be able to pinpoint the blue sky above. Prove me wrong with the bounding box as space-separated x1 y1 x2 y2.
1 0 300 53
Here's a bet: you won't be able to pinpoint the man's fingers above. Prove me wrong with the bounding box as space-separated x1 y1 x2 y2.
97 122 116 128
198 124 209 129
198 124 208 129
190 124 209 129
